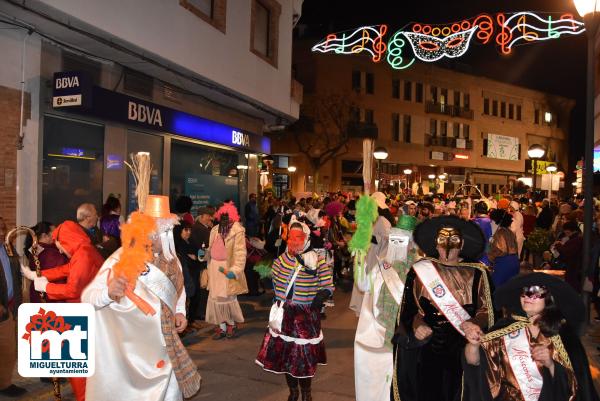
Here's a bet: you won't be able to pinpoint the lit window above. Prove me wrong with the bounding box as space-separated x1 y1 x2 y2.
544 112 553 124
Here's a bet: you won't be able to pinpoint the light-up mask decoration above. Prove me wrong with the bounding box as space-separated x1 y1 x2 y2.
435 226 463 253
403 26 478 62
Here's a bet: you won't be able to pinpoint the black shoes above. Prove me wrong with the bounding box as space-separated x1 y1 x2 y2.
0 384 27 397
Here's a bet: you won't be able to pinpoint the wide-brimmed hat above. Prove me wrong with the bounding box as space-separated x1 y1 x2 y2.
413 215 485 260
145 195 178 219
371 192 388 209
397 215 417 231
494 273 585 328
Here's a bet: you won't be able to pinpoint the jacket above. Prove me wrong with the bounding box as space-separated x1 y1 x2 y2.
207 222 247 296
43 221 104 302
0 243 22 322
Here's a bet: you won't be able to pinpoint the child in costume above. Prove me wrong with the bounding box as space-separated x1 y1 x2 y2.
205 202 247 339
256 218 334 401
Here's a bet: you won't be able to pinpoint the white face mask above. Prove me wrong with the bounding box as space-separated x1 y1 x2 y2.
386 228 412 263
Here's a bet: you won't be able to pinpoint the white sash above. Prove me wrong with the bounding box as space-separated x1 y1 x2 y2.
377 257 404 305
137 263 178 313
413 259 471 336
503 329 544 401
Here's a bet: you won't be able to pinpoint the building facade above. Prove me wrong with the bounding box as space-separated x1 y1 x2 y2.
0 0 302 227
272 44 573 197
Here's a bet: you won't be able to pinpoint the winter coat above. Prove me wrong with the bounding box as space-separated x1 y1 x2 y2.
207 222 247 296
43 221 104 302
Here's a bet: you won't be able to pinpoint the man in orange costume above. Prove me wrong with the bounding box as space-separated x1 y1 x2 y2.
21 220 104 401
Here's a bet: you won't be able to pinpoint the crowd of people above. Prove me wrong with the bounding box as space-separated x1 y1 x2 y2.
0 183 599 401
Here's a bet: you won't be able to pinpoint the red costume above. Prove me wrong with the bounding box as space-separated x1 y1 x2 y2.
41 221 104 401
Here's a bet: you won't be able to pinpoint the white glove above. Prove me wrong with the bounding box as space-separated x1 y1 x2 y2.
34 276 49 292
20 264 37 281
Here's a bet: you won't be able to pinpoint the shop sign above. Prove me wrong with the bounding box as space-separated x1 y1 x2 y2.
52 71 92 108
486 134 519 160
52 72 270 154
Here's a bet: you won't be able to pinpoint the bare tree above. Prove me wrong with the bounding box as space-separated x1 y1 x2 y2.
279 91 359 191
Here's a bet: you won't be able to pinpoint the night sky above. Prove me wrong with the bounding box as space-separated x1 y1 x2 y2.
299 0 587 181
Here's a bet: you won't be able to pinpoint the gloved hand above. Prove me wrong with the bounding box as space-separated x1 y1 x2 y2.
311 289 331 310
34 276 49 292
219 267 236 280
20 264 37 281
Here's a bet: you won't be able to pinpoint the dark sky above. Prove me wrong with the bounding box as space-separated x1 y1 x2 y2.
299 0 587 177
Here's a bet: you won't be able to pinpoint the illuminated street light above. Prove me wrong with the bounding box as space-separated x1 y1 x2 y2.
287 166 297 173
403 168 412 175
545 164 557 173
428 174 436 179
373 147 389 160
527 144 546 190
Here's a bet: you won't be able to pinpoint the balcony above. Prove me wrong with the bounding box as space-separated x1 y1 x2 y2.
425 101 474 120
426 134 473 150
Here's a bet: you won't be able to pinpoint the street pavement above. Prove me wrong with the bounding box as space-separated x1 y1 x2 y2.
5 288 600 401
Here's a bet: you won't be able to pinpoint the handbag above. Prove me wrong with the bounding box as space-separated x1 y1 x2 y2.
200 269 208 289
268 267 300 333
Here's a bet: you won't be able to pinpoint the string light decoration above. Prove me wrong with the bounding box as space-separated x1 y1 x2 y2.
312 25 388 62
311 12 585 69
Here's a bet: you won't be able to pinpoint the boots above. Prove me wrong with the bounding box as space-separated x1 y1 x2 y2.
226 324 237 338
299 378 312 401
212 326 225 340
285 374 299 401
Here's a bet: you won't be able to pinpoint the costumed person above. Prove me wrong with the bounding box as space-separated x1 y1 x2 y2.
354 215 418 401
21 220 104 401
206 201 247 339
489 208 520 287
81 153 201 401
255 218 334 401
463 273 599 401
392 215 494 401
473 201 493 266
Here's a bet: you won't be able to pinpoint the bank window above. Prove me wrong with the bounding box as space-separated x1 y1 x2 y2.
403 115 411 143
250 0 281 66
484 98 490 115
453 90 461 106
180 0 227 33
500 102 506 118
430 86 438 103
534 109 540 124
392 113 400 141
463 124 470 139
126 131 163 214
392 79 400 99
509 103 514 119
366 73 375 94
516 105 522 120
170 140 242 215
464 93 470 109
492 100 498 116
416 82 423 103
404 80 412 101
42 115 104 224
452 122 460 137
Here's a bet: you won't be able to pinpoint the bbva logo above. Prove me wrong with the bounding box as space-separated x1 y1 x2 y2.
55 76 80 89
232 130 250 147
128 101 163 127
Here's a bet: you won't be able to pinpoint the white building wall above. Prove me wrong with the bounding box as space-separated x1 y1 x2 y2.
0 28 43 227
35 0 296 119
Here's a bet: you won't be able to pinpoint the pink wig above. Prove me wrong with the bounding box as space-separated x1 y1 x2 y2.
215 201 240 222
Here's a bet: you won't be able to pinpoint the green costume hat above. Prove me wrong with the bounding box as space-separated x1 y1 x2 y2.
396 215 417 231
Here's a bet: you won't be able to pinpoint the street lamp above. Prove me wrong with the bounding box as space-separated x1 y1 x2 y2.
546 164 557 198
287 166 297 173
428 174 436 180
373 146 388 190
574 0 600 314
527 144 546 191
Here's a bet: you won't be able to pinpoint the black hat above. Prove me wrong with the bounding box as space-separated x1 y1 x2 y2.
413 215 485 260
494 273 585 328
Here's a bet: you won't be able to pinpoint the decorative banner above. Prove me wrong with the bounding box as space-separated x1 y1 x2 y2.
312 12 585 70
486 134 519 161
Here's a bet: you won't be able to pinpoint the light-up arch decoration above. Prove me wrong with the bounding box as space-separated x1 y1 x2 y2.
311 12 585 70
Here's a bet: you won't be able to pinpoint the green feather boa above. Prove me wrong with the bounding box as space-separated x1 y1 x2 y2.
348 195 378 283
253 257 274 279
